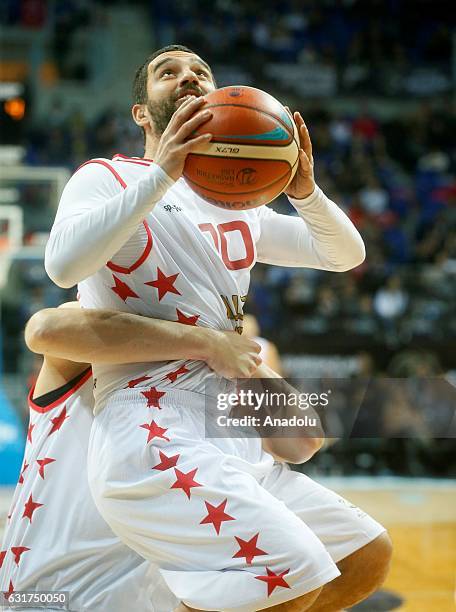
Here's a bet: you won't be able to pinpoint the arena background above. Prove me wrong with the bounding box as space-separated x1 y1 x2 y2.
0 1 454 610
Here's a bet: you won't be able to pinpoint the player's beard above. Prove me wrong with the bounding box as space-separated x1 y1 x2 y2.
147 85 205 135
147 95 178 136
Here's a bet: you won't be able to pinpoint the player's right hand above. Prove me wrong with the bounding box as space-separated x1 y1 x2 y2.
154 96 212 181
204 329 262 379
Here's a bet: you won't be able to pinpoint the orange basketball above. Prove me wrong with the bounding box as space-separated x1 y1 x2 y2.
183 86 299 210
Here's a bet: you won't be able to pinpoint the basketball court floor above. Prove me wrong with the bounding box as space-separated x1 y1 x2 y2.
325 477 456 611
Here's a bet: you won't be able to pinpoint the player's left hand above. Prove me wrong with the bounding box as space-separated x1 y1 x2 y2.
284 109 315 200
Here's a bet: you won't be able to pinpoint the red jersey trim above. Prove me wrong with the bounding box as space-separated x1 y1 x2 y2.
76 159 127 188
107 220 153 274
76 158 153 274
113 153 154 163
28 368 92 413
116 159 152 167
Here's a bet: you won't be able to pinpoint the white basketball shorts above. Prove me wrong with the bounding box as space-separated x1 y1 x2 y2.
88 388 385 611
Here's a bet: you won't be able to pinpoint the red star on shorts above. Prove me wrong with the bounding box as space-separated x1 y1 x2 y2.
163 365 189 383
200 499 236 535
176 309 200 326
11 546 30 566
152 450 180 471
141 387 166 409
27 423 35 444
145 268 181 302
48 406 69 436
36 457 56 479
111 275 140 302
255 567 291 597
22 494 43 523
18 461 29 484
140 420 170 444
233 533 268 564
170 467 203 499
0 551 6 569
126 375 152 388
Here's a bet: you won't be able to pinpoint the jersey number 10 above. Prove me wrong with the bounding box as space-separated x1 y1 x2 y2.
198 221 254 271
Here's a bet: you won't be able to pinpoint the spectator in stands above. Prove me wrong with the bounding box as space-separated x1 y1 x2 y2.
373 275 408 322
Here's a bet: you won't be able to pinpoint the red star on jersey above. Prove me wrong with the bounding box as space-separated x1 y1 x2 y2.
27 423 35 443
111 275 140 302
22 494 43 523
152 450 180 471
0 550 6 568
11 546 30 566
36 457 56 479
200 499 236 535
145 268 181 302
141 386 166 409
254 567 291 597
170 467 203 499
176 309 200 326
4 579 14 600
48 406 69 436
126 375 152 388
233 533 268 564
18 461 29 484
140 420 170 444
7 503 15 522
163 365 189 383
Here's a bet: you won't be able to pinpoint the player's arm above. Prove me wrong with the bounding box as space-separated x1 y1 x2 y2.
24 307 261 379
45 97 211 288
232 363 324 464
256 188 365 272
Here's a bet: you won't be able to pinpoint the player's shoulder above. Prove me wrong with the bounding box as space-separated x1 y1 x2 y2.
73 154 154 187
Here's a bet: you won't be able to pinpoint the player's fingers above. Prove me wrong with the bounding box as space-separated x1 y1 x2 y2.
177 109 213 141
298 149 311 173
169 96 207 132
249 341 262 353
293 112 309 149
298 115 313 160
182 132 212 153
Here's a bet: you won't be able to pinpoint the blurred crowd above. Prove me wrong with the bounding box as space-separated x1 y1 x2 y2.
2 1 452 93
157 0 452 80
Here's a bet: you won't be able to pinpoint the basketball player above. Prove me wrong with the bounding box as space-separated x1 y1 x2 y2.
1 304 261 611
44 45 392 611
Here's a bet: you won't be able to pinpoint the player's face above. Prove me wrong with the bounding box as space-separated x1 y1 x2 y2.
145 51 216 135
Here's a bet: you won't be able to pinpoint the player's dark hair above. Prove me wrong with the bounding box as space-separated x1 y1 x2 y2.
132 44 196 104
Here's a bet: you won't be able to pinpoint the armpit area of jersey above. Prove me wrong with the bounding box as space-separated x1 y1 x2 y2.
31 367 91 407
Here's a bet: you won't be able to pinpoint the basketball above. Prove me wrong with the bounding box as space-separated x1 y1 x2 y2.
183 86 300 210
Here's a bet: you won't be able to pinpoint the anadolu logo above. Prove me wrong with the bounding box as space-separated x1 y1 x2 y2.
236 168 257 185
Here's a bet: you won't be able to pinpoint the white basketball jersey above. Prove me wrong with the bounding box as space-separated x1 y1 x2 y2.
76 155 264 411
0 371 163 611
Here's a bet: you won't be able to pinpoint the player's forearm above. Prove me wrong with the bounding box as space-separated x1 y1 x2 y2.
257 186 365 271
25 308 214 364
288 186 365 271
45 164 174 288
251 364 325 463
